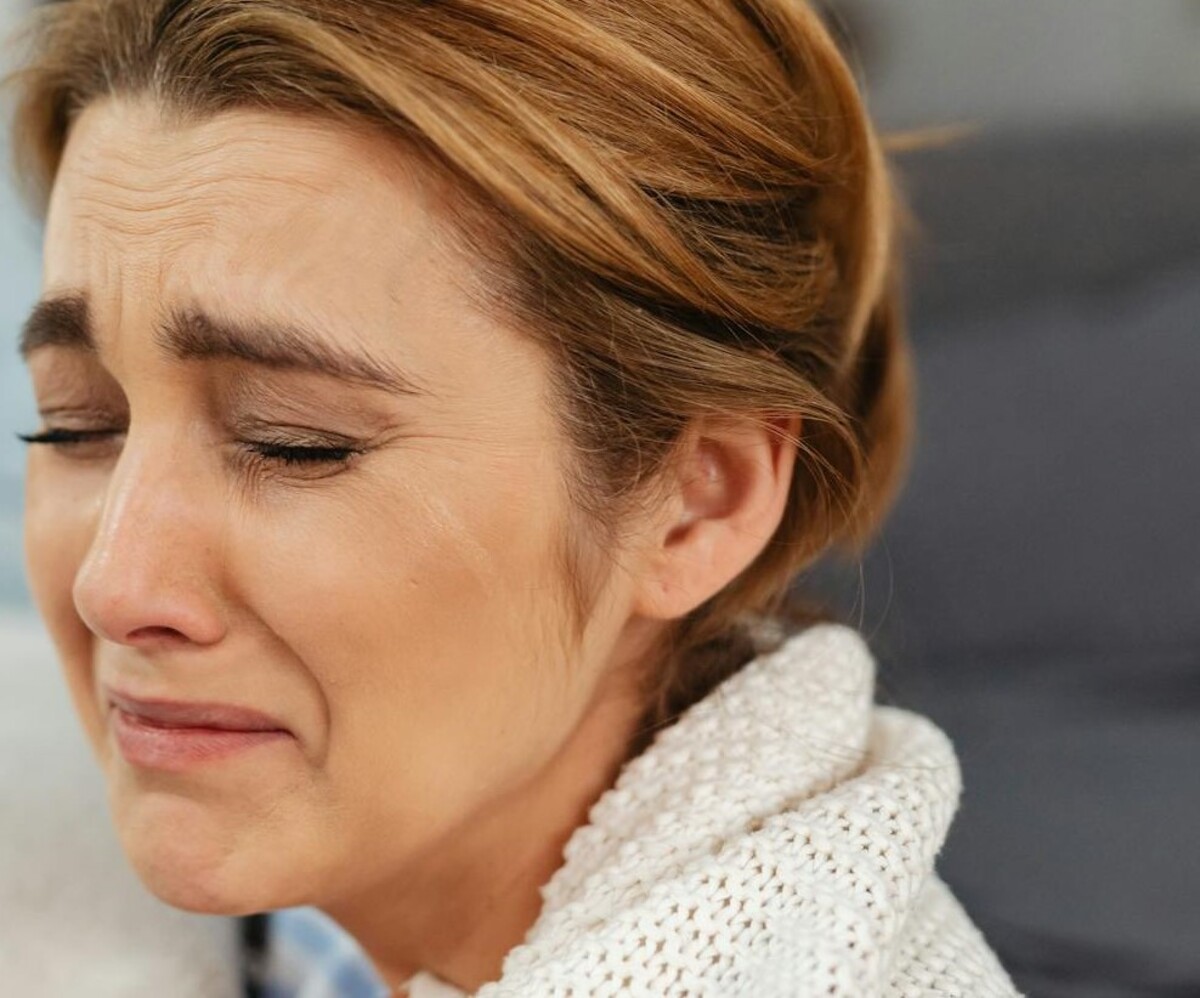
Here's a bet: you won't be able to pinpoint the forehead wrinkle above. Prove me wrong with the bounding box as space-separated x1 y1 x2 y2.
67 99 346 195
70 169 338 241
62 137 345 248
72 192 218 245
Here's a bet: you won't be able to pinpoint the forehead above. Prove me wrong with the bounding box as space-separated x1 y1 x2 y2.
47 98 450 277
51 97 440 225
41 97 492 374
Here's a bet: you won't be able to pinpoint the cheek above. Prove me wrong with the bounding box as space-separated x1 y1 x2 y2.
234 453 587 833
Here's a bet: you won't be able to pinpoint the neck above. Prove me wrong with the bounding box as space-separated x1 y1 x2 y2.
321 653 651 994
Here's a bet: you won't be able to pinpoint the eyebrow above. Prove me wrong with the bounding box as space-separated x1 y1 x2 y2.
18 292 427 397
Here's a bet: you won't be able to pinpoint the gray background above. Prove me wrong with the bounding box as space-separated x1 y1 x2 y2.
809 3 1200 995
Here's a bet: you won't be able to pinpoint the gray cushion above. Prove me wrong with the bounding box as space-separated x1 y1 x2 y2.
807 123 1200 995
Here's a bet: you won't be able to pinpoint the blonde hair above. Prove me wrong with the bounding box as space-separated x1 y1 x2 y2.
7 0 913 736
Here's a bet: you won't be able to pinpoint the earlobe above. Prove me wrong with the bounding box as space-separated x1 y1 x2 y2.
634 415 799 622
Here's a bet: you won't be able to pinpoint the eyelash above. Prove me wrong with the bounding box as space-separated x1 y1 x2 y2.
16 428 361 468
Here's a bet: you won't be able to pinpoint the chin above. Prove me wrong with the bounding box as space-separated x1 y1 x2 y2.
111 790 289 916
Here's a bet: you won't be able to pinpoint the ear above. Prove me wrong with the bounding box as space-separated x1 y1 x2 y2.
631 414 800 622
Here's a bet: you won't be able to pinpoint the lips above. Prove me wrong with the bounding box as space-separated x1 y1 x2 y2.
106 689 289 733
106 688 294 772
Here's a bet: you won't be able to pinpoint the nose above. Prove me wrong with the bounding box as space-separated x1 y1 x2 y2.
72 429 227 649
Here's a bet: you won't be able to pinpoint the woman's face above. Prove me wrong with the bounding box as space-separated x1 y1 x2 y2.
23 97 647 914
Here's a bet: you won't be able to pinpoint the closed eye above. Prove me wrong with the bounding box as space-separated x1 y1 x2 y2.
17 428 362 469
17 428 120 446
240 440 360 465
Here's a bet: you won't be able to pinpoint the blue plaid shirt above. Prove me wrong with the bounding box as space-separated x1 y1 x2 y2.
250 907 391 998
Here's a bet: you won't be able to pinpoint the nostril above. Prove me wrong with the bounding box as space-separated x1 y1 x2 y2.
127 625 188 644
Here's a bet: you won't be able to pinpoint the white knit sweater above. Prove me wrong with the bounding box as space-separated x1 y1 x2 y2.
399 621 1020 997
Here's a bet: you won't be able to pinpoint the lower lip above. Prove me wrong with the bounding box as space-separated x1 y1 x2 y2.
112 708 292 772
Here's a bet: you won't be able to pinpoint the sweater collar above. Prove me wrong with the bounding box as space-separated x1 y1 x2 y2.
467 620 965 995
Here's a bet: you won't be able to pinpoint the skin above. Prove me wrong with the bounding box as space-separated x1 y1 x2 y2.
22 97 798 993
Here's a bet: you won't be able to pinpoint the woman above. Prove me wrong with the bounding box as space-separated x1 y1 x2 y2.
7 0 1018 995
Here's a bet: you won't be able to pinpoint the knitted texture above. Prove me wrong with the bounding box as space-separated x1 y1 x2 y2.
438 622 1019 997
